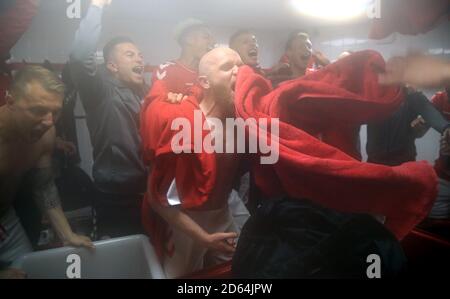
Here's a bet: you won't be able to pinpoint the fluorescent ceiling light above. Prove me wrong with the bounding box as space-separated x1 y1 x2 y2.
291 0 372 21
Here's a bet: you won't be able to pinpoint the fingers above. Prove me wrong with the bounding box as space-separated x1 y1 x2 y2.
218 241 236 254
81 236 95 250
66 234 95 251
411 116 425 128
217 232 238 240
166 93 186 103
441 135 450 155
12 269 27 279
0 268 27 279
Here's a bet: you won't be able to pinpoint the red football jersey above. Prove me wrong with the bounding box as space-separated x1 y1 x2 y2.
152 61 198 95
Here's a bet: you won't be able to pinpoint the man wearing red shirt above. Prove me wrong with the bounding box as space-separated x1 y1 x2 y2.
141 48 244 278
152 19 215 95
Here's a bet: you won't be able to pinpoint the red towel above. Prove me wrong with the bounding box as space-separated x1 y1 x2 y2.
234 50 438 240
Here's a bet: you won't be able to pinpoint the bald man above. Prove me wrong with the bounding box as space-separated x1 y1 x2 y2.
141 48 245 278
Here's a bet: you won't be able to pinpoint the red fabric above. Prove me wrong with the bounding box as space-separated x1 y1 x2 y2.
431 91 450 180
0 0 39 57
152 61 198 95
234 50 438 240
140 80 216 260
369 0 449 39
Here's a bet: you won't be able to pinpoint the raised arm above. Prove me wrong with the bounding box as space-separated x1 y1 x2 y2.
69 0 111 104
379 54 450 88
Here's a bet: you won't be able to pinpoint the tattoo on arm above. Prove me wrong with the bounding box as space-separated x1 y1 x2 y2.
29 167 61 211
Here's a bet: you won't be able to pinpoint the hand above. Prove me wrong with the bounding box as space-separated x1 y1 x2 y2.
91 0 112 8
202 232 238 255
313 50 330 67
55 137 77 156
0 268 27 279
166 92 187 104
410 116 428 138
440 127 450 156
64 233 95 250
379 54 450 88
268 62 290 75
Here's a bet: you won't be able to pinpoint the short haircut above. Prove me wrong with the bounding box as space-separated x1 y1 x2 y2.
10 66 65 100
174 19 208 46
285 31 310 51
103 36 134 62
229 29 254 47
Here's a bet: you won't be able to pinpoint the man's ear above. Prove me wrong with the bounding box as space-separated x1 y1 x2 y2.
198 76 210 89
106 61 118 74
5 91 16 109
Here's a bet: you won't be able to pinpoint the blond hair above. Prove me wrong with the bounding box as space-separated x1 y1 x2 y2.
10 65 65 100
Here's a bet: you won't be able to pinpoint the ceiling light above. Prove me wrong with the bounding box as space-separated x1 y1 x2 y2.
291 0 372 21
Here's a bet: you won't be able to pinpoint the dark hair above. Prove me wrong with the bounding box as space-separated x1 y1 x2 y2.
178 25 209 46
285 31 310 51
10 66 65 99
103 36 134 62
229 29 254 47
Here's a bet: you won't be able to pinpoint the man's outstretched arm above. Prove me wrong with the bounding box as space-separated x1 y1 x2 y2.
150 199 237 255
31 129 93 249
379 54 450 88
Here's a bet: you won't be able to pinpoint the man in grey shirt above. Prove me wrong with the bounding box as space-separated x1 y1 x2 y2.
70 0 147 238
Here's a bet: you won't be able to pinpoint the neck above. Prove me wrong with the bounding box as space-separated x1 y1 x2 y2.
200 92 233 120
291 64 306 78
0 106 16 142
178 49 200 71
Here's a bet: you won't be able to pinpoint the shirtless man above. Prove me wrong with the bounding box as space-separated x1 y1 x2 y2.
0 66 93 278
141 48 244 278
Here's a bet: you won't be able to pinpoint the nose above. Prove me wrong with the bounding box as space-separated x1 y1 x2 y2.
232 65 239 74
41 112 54 127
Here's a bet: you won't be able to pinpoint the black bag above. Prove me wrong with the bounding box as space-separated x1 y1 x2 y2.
232 197 407 279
